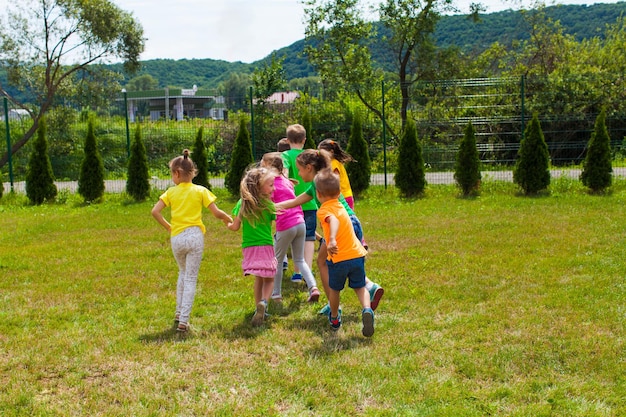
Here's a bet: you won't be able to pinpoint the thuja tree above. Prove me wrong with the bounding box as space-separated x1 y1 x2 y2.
192 126 211 190
454 122 482 196
581 109 612 193
302 109 316 149
78 118 105 203
225 117 254 196
513 113 550 195
25 117 57 205
346 112 371 196
395 118 426 197
126 124 150 201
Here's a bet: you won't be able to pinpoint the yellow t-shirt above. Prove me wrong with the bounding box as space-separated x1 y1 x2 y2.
331 159 353 199
159 183 217 236
317 198 367 263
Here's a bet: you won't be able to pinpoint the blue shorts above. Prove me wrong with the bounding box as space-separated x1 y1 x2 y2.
327 256 366 291
303 210 317 241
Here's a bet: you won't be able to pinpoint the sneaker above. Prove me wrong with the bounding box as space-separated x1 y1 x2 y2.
362 307 375 337
291 273 303 283
318 303 330 315
307 287 320 303
251 300 267 327
271 292 283 303
369 284 385 311
282 261 288 271
329 311 342 331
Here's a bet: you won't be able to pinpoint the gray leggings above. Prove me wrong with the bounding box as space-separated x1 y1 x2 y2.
171 226 204 323
273 222 317 296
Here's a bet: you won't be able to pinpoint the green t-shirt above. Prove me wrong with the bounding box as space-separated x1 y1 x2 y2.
305 184 355 216
282 149 318 211
232 199 276 248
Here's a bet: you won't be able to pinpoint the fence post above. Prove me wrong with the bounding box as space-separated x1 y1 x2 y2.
249 86 255 160
122 89 130 158
381 80 388 189
3 96 14 192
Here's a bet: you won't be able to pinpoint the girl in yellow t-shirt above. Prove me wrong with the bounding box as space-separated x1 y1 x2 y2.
152 150 233 332
318 139 355 210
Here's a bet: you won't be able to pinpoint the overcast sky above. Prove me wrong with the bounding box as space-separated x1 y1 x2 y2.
2 0 624 63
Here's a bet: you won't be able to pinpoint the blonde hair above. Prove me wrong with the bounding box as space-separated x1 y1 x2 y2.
169 149 197 179
296 149 331 173
239 166 275 224
314 169 341 198
261 152 285 174
286 124 306 144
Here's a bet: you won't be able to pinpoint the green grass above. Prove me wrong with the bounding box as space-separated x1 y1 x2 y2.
1 181 625 416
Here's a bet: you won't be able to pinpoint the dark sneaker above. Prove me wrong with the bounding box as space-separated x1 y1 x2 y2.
329 311 342 331
291 273 303 283
361 307 375 337
282 261 288 271
369 284 384 311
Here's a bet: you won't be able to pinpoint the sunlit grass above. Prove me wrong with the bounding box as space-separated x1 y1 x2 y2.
1 182 625 416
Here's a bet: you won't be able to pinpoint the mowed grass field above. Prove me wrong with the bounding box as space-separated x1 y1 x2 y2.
0 180 624 416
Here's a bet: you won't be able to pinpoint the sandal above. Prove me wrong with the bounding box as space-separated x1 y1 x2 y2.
176 322 189 332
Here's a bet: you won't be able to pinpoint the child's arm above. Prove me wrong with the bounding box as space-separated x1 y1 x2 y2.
227 214 242 231
151 199 171 233
275 192 312 211
324 214 340 256
208 202 233 226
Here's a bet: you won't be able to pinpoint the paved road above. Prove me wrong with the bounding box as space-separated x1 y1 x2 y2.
4 168 626 194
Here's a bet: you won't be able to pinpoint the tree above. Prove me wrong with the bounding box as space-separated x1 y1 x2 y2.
192 127 211 190
581 109 612 193
78 118 105 203
301 110 316 149
126 125 150 201
346 112 371 196
126 74 159 92
454 122 482 196
25 118 57 205
395 118 426 197
0 0 144 169
513 113 551 195
251 53 287 104
225 117 254 196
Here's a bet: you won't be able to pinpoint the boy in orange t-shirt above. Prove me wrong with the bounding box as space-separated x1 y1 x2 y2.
315 169 374 337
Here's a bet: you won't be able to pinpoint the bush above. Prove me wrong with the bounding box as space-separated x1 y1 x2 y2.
25 118 58 205
581 109 612 193
346 112 371 197
78 118 106 203
225 117 254 196
513 113 551 195
302 110 316 149
126 125 151 201
192 126 211 190
454 122 482 196
395 118 426 197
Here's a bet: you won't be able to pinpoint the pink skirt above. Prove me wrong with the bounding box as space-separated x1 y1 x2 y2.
242 245 277 278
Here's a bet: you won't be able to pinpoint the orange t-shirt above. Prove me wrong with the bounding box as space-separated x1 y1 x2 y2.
317 198 367 263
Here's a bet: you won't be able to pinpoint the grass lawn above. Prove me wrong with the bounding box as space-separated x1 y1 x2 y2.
0 180 624 416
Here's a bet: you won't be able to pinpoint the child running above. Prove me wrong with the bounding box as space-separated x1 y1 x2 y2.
318 139 355 210
275 149 385 314
261 152 320 303
315 169 374 337
227 166 278 326
151 149 233 332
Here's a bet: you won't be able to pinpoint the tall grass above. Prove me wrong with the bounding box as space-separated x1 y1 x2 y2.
1 181 624 416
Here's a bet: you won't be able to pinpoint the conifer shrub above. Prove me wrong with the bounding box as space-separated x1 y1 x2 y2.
25 118 57 205
513 113 550 195
454 122 482 196
395 118 426 197
225 117 254 196
78 118 105 203
581 109 612 193
0 174 3 199
192 126 211 190
345 112 371 197
126 125 151 201
302 110 315 149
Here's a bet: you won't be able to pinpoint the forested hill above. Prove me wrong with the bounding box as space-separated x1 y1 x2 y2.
59 2 626 90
